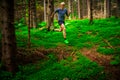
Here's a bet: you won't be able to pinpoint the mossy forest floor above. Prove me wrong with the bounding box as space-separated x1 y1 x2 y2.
0 17 120 80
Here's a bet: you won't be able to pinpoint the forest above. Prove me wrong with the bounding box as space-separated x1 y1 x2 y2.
0 0 120 80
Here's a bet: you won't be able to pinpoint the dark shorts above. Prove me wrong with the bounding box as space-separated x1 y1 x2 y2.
58 20 65 25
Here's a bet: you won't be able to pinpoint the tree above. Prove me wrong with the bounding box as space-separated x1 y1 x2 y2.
78 0 83 19
68 0 72 19
32 0 37 28
116 0 120 17
71 0 74 19
22 0 27 24
100 0 104 18
87 0 93 24
28 0 37 28
0 5 2 60
28 0 31 48
82 0 86 18
15 0 24 21
104 0 111 18
27 0 37 48
1 0 18 72
47 0 54 31
44 0 47 22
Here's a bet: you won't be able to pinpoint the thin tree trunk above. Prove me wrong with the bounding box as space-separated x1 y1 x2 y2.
32 0 37 28
16 0 23 20
68 0 72 19
74 1 77 19
44 0 47 22
22 0 26 24
87 0 93 24
82 0 86 18
47 0 54 31
104 0 111 18
71 0 74 19
30 0 33 28
46 0 48 26
28 0 31 48
116 0 120 17
100 0 103 18
78 0 82 19
1 0 18 72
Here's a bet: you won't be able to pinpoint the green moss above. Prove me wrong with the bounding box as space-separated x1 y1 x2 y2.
97 47 115 55
1 18 120 80
24 53 105 80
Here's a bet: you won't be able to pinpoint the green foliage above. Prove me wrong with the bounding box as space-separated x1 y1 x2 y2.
15 18 26 29
0 71 13 80
110 55 120 65
38 22 47 28
1 17 119 79
15 17 120 59
97 47 114 55
9 53 104 80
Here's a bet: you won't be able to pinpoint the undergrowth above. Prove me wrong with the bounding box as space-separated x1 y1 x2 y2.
0 17 120 80
0 53 106 80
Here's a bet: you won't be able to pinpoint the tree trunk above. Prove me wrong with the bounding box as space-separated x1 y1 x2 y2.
68 0 72 19
116 0 120 17
78 0 83 19
22 0 26 24
104 0 111 18
47 0 54 31
82 0 86 18
71 0 74 19
30 2 33 28
1 0 18 72
74 1 77 19
44 0 47 22
16 0 23 21
100 0 104 18
87 0 93 24
32 0 37 28
28 0 31 48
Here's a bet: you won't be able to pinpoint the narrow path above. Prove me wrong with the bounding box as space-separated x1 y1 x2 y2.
17 46 120 80
80 47 120 80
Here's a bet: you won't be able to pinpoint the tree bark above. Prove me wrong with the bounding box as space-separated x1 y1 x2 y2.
32 0 37 28
78 0 83 19
87 0 93 24
47 0 54 31
28 0 31 48
16 0 23 21
71 0 74 19
44 0 47 22
82 0 86 18
116 0 120 17
68 0 72 19
28 0 37 28
100 0 104 18
1 0 18 72
68 0 71 20
22 0 26 24
104 0 111 18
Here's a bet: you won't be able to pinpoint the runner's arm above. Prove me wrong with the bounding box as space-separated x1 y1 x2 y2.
66 9 71 17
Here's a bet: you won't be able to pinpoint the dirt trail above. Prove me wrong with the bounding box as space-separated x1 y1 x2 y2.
17 46 120 80
80 47 120 80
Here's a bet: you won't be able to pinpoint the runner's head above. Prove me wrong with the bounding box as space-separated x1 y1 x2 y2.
60 2 65 9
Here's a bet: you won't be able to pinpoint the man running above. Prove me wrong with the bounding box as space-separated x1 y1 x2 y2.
51 2 71 44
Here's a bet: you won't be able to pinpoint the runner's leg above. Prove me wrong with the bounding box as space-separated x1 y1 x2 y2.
60 24 66 39
54 21 63 32
54 28 61 32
